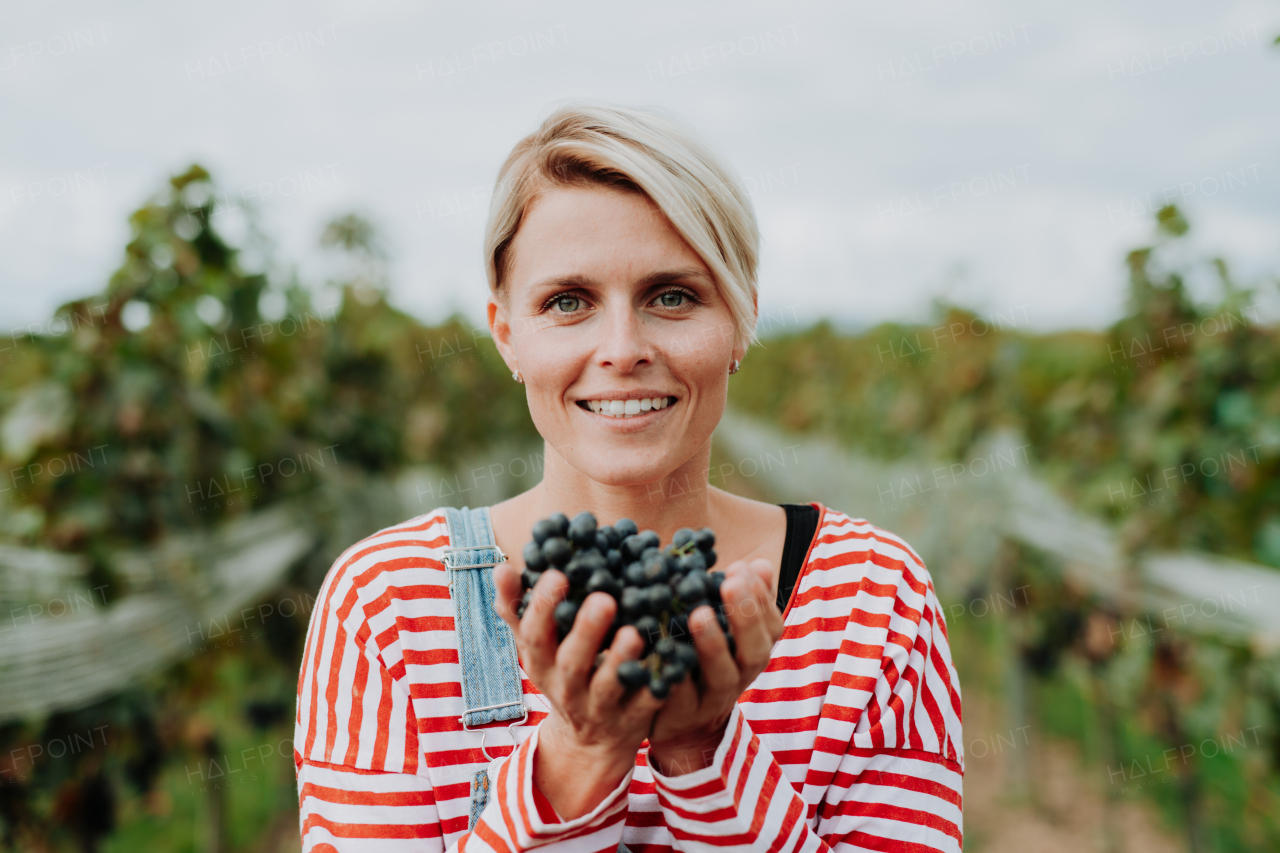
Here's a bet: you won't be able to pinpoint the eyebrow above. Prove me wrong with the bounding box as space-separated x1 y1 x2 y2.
528 268 715 294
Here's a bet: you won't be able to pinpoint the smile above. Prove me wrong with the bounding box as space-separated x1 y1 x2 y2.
576 396 677 419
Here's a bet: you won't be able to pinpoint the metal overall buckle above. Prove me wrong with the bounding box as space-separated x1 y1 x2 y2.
442 543 508 570
463 701 529 787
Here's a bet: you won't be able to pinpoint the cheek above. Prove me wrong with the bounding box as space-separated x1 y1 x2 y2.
522 334 588 405
662 320 734 372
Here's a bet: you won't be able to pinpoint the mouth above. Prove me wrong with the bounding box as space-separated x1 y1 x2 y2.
575 396 678 420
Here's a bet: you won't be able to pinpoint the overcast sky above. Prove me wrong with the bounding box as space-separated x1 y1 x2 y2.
2 0 1278 336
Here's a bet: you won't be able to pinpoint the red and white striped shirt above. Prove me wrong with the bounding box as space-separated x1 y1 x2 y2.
294 501 963 852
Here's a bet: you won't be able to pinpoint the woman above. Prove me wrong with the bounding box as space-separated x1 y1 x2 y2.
295 103 963 852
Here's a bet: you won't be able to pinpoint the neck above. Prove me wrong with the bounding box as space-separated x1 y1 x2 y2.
519 437 726 542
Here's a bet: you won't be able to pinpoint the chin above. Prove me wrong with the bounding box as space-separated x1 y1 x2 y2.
577 453 676 488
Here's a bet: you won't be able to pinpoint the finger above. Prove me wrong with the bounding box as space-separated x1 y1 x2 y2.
687 605 738 692
724 559 773 610
649 669 699 743
555 591 616 689
739 558 773 601
747 555 773 594
610 626 670 720
733 558 783 631
721 574 776 668
586 624 645 711
611 624 646 661
746 557 786 639
518 569 567 679
492 561 523 630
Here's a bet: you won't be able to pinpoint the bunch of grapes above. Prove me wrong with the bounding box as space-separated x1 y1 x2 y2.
515 511 732 698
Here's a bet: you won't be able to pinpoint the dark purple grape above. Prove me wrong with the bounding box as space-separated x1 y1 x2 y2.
706 571 725 600
633 616 661 651
601 526 621 549
595 530 611 552
623 562 647 586
620 586 647 619
523 541 547 571
682 599 710 622
554 600 579 635
676 572 706 602
585 568 621 599
638 530 660 551
677 551 706 575
515 590 532 618
674 642 699 670
614 518 638 539
569 516 597 548
549 513 570 537
531 519 558 545
521 569 542 590
648 672 671 698
565 557 593 587
702 548 717 569
606 549 623 572
620 535 645 562
617 659 649 690
646 583 673 613
543 536 572 567
672 527 695 548
641 555 669 584
662 660 687 684
668 611 689 639
654 637 678 661
693 528 714 550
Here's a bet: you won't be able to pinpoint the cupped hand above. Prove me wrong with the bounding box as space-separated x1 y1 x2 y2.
493 560 664 817
645 556 784 775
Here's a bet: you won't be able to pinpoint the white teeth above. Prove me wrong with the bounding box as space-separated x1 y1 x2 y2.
584 396 674 417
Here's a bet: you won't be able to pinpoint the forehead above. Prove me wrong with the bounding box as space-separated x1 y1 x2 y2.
505 185 709 288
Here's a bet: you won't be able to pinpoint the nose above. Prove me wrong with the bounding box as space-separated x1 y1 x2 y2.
593 299 653 373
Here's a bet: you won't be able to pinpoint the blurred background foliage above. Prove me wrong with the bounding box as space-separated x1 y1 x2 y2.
0 165 1277 851
731 206 1279 568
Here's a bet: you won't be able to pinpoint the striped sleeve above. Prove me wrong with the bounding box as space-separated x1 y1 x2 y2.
646 516 963 853
297 725 633 853
294 510 633 852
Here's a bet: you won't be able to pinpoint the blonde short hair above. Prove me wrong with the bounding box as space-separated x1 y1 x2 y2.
484 102 761 352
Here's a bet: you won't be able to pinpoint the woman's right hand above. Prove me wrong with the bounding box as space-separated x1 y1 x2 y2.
494 562 663 820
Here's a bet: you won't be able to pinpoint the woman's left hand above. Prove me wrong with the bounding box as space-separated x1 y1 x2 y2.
646 556 784 775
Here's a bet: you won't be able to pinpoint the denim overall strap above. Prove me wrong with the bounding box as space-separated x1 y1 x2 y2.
442 506 527 829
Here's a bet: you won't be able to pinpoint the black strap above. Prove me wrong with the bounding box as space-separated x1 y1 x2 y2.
777 503 820 614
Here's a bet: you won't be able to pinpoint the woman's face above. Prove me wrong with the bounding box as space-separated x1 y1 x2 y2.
489 184 746 487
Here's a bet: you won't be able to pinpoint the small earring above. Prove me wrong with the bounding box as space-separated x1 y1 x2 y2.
512 369 523 383
729 359 740 375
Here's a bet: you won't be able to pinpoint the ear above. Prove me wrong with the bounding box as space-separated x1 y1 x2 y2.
487 292 519 374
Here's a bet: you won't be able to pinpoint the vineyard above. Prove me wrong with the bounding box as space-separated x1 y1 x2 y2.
0 167 1276 851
